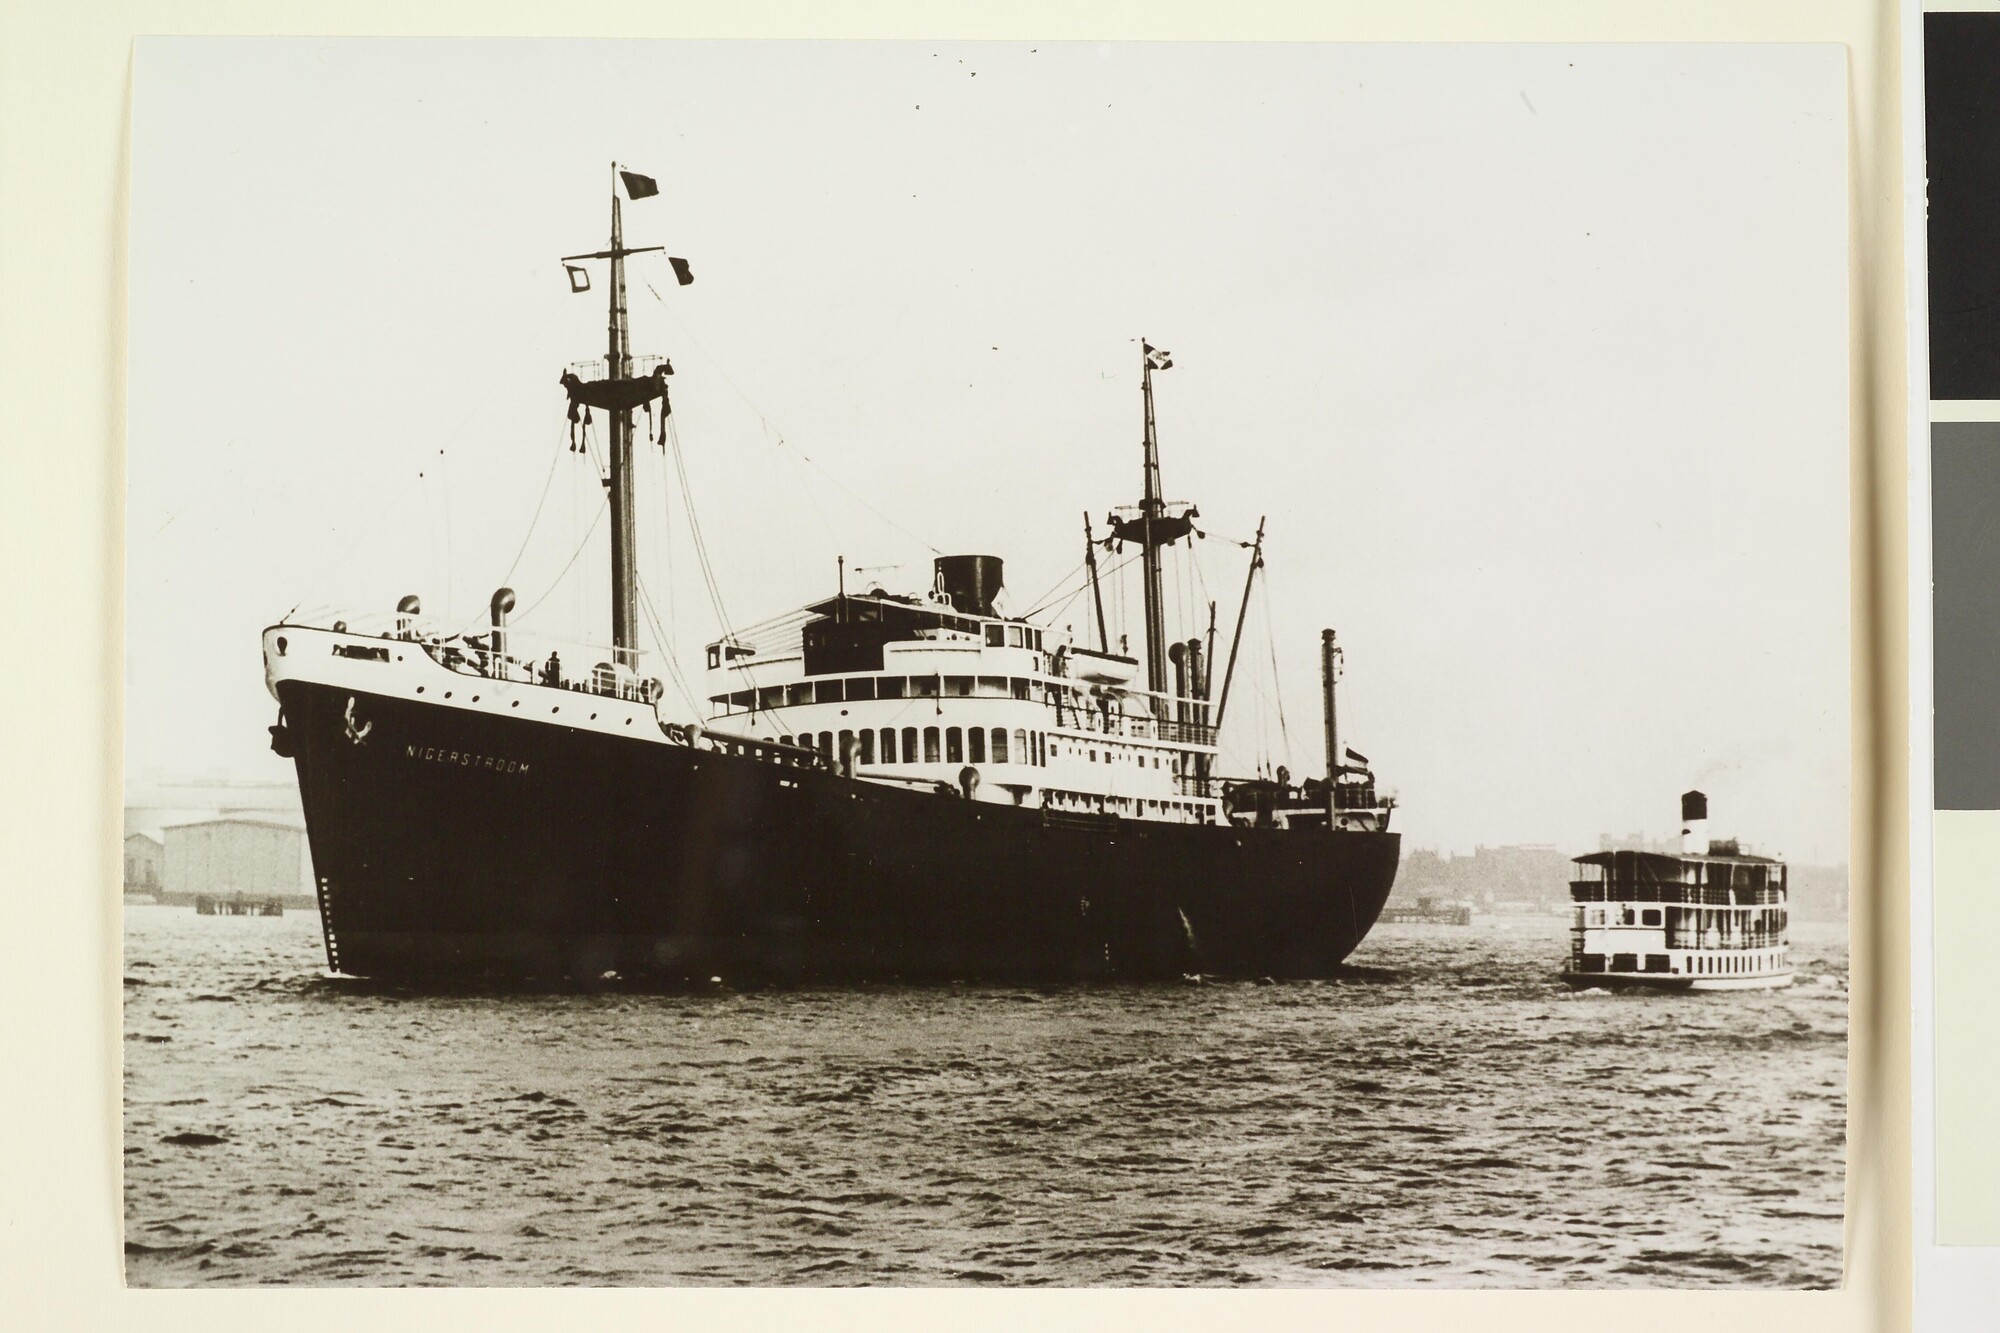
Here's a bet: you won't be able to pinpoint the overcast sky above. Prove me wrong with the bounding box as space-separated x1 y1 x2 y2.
128 39 1848 859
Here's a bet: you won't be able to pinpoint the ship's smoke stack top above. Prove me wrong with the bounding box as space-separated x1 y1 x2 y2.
934 555 1004 618
1680 789 1709 856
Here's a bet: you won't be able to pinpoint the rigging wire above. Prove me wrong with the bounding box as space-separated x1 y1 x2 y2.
1020 548 1144 623
635 575 704 718
665 413 735 640
515 501 608 624
1019 558 1087 622
1258 572 1293 769
640 277 943 555
491 422 574 596
283 464 428 621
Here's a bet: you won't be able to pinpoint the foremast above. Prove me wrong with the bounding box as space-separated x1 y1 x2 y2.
559 164 677 670
605 179 638 665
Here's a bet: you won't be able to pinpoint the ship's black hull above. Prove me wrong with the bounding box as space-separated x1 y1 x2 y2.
278 680 1401 983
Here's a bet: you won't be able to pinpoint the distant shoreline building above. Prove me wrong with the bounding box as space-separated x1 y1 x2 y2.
159 816 314 906
1393 838 1849 922
124 775 313 907
123 831 163 894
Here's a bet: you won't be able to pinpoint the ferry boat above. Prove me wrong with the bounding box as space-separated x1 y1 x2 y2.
1563 791 1792 991
259 167 1401 983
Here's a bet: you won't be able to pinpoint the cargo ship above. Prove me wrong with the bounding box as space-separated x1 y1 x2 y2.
261 167 1402 983
1563 791 1792 990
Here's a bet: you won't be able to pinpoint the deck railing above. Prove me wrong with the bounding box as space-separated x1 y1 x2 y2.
1568 882 1785 906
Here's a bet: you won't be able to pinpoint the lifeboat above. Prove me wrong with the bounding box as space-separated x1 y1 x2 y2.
1070 648 1140 687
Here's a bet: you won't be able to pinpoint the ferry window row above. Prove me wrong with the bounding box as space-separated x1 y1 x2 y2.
1691 952 1781 975
771 726 1049 768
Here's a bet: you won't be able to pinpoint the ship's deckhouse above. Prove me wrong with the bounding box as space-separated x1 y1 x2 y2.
700 557 1228 824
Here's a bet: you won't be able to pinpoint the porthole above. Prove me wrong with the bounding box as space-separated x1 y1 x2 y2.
444 691 453 699
551 706 560 714
472 696 480 703
416 686 425 694
511 701 520 708
274 636 288 655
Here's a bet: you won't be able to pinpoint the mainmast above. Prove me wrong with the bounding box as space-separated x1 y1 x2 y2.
1138 345 1168 704
1107 340 1196 720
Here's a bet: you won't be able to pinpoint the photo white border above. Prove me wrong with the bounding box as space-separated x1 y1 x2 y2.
0 2 1902 1330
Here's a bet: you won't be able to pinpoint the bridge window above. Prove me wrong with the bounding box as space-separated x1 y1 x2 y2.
924 727 941 763
1010 679 1030 700
1007 625 1024 647
946 727 964 763
985 624 1005 647
977 675 1008 697
729 691 752 710
758 687 783 710
816 680 845 704
912 677 939 698
880 728 897 763
903 727 919 763
846 677 876 701
1030 629 1042 651
944 676 973 697
1023 730 1035 765
969 728 986 763
991 727 1009 763
785 683 811 706
1641 909 1662 927
879 676 907 699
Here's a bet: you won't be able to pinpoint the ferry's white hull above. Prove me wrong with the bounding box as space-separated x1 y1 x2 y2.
1562 968 1793 993
1684 969 1792 992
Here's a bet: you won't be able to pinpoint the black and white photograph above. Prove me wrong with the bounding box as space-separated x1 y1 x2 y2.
121 38 1850 1287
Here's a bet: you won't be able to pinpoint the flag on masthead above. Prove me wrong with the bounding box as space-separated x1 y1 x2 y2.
1144 341 1173 370
619 170 659 199
668 256 694 286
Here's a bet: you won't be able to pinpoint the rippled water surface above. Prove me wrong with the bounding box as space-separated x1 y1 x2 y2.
122 905 1846 1287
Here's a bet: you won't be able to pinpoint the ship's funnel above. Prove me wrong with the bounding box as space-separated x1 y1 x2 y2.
934 555 1004 618
1680 789 1709 856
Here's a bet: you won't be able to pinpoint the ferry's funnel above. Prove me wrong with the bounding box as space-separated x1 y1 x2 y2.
1680 789 1709 856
